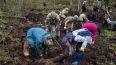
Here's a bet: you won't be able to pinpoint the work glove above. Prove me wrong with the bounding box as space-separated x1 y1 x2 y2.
79 47 84 52
64 27 66 29
40 54 43 57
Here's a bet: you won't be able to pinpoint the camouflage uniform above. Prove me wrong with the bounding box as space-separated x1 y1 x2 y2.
45 13 61 39
78 13 89 24
64 16 78 33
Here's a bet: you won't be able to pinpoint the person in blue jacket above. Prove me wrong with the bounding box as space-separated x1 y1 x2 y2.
92 2 98 22
26 27 53 60
62 28 93 65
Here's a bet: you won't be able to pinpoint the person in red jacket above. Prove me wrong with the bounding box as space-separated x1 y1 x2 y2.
82 21 101 44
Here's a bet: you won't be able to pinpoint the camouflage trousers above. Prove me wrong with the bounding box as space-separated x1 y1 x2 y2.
66 23 73 33
48 25 60 38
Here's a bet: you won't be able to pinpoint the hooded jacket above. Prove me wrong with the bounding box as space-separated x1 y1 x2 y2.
82 22 100 42
62 28 92 49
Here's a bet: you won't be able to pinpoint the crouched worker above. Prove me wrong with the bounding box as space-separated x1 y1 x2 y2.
78 13 89 25
45 11 61 40
82 22 101 44
59 8 70 18
64 15 78 33
104 18 116 30
26 27 53 60
62 28 93 65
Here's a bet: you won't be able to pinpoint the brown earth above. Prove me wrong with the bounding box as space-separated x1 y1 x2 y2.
0 9 116 65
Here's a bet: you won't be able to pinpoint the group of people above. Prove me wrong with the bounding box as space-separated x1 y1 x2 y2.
23 1 116 65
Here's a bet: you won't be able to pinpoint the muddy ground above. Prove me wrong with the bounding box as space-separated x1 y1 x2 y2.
0 9 116 65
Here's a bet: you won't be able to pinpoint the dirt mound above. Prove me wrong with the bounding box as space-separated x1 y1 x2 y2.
25 13 46 24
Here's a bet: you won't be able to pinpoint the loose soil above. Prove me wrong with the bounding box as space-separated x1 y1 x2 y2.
0 9 116 65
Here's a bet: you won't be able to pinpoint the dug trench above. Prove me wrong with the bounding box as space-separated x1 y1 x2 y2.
0 9 116 65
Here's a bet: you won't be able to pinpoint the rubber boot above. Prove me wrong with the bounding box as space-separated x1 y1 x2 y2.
29 47 37 61
72 52 84 65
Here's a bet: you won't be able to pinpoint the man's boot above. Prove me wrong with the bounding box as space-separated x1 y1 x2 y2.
72 52 84 65
29 47 37 61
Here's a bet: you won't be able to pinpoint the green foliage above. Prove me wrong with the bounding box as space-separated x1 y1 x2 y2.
103 30 116 37
103 30 116 51
0 49 10 61
0 19 3 23
109 43 116 51
0 10 3 15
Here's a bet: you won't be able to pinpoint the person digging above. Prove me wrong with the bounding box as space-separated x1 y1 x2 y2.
64 15 78 33
62 28 93 65
45 11 61 41
25 27 53 60
59 8 70 18
78 13 89 25
82 21 101 44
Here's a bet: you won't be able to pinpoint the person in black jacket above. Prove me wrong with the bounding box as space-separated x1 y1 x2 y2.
81 1 87 14
92 2 98 22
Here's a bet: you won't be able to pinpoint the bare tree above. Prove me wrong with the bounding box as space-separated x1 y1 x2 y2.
78 0 81 10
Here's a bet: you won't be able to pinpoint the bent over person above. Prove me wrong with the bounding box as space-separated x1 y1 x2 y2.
82 22 101 44
78 13 89 25
64 15 78 33
26 27 53 60
62 28 93 65
59 8 70 18
45 11 61 40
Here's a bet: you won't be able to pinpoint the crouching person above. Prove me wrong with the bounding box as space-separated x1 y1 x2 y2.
64 15 78 33
78 13 89 25
62 28 93 65
26 27 53 60
82 21 101 44
45 11 61 41
59 8 70 18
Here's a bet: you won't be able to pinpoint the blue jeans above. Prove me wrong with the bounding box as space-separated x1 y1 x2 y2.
76 42 83 53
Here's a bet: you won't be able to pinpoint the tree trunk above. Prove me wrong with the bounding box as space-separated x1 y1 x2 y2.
101 0 104 9
51 47 69 62
78 0 81 11
70 0 73 8
33 47 69 65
